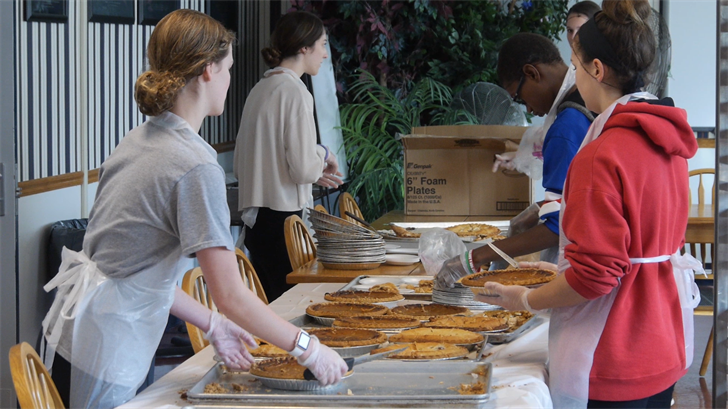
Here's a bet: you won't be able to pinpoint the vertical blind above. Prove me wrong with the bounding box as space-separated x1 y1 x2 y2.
14 0 271 183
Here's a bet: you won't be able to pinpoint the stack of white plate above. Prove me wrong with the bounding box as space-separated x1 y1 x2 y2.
432 284 502 311
308 208 386 270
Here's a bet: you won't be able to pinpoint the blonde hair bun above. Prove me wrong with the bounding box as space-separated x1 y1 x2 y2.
134 70 185 117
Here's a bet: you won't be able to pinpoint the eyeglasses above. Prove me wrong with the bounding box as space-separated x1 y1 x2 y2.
512 75 526 105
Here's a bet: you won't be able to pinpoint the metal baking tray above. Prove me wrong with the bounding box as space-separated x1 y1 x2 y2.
186 360 492 407
484 314 544 344
339 275 433 301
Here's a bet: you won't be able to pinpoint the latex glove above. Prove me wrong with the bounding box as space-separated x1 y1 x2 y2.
474 283 535 313
492 151 517 172
434 251 475 290
298 336 348 386
205 311 257 371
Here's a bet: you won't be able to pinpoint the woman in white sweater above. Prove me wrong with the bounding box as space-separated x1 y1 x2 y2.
234 11 341 301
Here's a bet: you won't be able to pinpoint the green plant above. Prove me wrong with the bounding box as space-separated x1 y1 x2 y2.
292 0 569 97
339 71 476 221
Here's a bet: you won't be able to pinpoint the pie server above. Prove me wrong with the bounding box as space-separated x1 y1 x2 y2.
303 347 408 381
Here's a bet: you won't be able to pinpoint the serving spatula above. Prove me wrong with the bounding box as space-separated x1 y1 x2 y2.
303 347 408 380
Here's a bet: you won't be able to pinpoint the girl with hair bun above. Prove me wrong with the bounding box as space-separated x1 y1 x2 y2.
234 11 342 302
479 1 701 408
42 9 347 409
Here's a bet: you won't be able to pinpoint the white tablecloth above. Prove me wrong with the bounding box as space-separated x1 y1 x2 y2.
117 283 552 409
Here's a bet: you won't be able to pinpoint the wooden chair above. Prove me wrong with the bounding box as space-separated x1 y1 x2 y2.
686 168 715 376
314 204 328 214
181 249 268 353
181 267 215 353
284 215 317 270
235 247 268 305
339 192 365 226
9 342 65 409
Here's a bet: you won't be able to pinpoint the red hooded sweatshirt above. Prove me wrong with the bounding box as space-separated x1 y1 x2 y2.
561 100 698 401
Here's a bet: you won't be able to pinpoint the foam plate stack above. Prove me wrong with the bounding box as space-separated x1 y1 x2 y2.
308 208 386 270
432 284 502 311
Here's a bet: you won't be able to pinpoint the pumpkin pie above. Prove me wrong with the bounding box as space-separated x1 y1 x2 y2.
306 302 389 318
308 328 387 347
460 268 556 287
324 290 404 303
247 338 288 358
332 315 420 330
250 357 306 380
389 327 483 345
422 315 509 332
370 342 469 360
390 303 468 319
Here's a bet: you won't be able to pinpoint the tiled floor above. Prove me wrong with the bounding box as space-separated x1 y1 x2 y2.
673 313 714 409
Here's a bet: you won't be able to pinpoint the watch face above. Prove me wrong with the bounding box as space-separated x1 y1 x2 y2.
298 332 311 350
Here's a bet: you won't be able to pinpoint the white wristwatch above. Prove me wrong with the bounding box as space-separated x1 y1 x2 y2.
288 330 311 357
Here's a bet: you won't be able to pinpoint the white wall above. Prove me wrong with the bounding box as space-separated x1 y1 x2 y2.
17 186 82 345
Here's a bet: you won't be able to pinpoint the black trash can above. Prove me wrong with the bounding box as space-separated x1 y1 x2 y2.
46 218 88 283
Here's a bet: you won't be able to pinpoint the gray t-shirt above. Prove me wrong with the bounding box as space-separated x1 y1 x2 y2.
48 112 233 361
83 111 234 277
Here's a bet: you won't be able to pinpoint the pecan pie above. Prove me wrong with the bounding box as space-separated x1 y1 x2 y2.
332 315 420 330
369 282 400 294
479 310 534 332
390 303 468 319
306 302 389 318
422 315 509 332
324 290 404 303
389 328 483 345
391 223 501 239
370 342 468 360
308 328 387 347
404 280 434 294
247 338 288 358
445 223 501 238
250 357 306 380
460 268 556 287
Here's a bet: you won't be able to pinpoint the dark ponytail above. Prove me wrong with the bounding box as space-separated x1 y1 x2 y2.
574 0 655 94
261 11 325 68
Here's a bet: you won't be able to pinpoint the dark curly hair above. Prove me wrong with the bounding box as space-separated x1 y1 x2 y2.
497 33 563 87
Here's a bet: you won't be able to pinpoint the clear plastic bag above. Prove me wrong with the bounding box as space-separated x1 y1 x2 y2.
418 229 467 275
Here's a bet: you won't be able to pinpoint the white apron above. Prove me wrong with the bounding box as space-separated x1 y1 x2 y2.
513 65 577 180
42 246 183 408
547 93 704 408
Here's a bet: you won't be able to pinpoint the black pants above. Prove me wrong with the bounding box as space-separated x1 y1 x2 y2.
244 207 301 302
588 383 675 409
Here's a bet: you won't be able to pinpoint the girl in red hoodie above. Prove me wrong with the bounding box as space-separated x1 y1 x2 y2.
478 1 701 408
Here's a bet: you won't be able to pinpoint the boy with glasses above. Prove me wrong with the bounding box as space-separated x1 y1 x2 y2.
436 33 593 288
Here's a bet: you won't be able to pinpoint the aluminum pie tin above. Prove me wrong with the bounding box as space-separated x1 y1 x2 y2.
251 371 354 391
388 340 482 352
331 343 383 358
307 314 336 326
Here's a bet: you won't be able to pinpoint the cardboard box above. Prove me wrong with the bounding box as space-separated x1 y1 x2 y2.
403 125 531 216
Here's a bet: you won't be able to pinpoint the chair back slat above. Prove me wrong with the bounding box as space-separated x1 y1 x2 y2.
284 215 317 270
339 192 365 226
235 248 268 305
9 342 64 409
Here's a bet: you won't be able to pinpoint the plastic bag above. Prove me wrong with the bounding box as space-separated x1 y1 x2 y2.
418 229 467 275
511 126 545 180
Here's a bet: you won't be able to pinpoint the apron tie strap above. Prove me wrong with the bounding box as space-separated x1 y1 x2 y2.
41 247 104 369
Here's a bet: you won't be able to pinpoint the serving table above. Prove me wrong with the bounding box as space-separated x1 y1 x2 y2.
116 283 552 409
